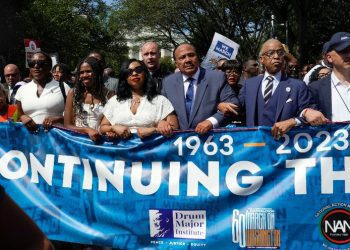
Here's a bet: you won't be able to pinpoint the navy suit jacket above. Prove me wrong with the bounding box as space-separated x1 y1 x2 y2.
239 74 314 126
162 67 239 129
308 75 332 120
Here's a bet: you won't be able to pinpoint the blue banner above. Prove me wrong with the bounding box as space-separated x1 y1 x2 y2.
0 123 349 249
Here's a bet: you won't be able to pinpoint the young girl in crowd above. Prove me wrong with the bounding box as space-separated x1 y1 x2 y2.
64 57 114 142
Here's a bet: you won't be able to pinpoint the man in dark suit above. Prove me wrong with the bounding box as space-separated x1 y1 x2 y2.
239 38 323 138
161 43 239 134
309 32 350 122
141 41 172 93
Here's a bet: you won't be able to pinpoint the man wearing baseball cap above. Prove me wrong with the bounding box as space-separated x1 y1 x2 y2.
309 32 350 121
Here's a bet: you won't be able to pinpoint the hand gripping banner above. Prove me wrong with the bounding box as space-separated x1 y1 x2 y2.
0 123 349 249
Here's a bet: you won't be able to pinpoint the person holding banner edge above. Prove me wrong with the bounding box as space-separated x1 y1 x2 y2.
238 38 327 139
160 43 239 134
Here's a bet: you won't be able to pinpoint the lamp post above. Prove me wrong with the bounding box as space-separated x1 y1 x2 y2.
271 15 288 46
271 15 275 38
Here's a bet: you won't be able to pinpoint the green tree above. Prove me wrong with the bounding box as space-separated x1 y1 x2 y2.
112 0 350 65
0 0 128 77
111 0 271 60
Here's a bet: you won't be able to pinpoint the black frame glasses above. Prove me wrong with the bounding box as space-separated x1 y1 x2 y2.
262 49 285 58
225 69 241 76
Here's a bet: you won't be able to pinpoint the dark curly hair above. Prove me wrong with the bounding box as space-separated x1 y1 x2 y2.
52 63 71 81
73 57 107 117
117 59 157 102
221 59 243 73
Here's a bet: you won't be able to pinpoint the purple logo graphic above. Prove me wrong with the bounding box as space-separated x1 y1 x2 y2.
149 209 174 238
149 209 206 239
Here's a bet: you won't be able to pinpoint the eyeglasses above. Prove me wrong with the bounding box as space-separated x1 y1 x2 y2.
4 73 18 78
262 49 285 58
317 72 330 79
28 60 50 68
127 66 144 76
225 70 241 76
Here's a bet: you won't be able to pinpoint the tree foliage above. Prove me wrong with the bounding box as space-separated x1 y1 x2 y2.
0 0 128 78
2 0 350 78
111 0 270 60
112 0 350 65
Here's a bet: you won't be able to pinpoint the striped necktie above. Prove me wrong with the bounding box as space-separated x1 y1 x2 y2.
263 76 274 103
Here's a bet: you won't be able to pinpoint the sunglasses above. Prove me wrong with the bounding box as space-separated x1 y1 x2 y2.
28 60 50 68
127 66 144 76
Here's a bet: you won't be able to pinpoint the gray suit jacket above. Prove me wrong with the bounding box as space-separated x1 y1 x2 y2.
162 67 239 129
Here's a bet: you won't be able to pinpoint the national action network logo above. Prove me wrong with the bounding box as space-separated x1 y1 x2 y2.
149 209 206 239
321 208 350 245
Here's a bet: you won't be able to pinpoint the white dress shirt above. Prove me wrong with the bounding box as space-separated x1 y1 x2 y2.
261 71 282 96
331 73 350 122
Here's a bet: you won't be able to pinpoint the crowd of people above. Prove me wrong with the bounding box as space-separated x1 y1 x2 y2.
1 31 350 249
3 32 349 143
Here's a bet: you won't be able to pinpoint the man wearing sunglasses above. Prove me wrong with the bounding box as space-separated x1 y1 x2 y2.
161 43 238 134
239 38 325 139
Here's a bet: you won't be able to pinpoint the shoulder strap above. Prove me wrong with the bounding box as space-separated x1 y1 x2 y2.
59 81 67 104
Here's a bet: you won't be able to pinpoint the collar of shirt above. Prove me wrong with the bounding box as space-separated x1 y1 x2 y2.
182 68 200 98
330 71 350 121
261 71 282 96
181 67 200 83
331 72 350 88
263 71 282 82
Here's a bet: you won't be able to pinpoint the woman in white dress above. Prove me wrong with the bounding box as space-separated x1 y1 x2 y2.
16 52 70 133
100 59 178 139
64 57 114 142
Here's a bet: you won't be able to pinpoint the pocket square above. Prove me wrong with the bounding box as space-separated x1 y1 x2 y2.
286 98 292 103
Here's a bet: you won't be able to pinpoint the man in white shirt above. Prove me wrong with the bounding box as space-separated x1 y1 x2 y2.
309 32 350 121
